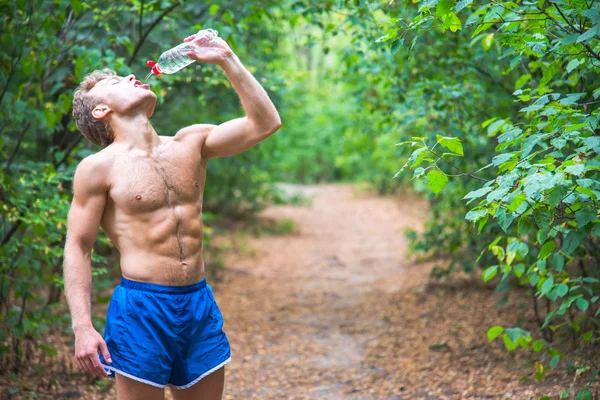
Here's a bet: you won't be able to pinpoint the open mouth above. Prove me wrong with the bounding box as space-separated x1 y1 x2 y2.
134 80 150 89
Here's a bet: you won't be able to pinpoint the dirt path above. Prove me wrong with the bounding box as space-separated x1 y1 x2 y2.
213 183 430 399
212 183 593 400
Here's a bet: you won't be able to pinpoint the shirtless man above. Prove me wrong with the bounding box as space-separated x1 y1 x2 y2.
62 31 281 400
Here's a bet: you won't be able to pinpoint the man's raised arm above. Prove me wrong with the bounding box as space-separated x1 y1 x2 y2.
63 155 112 378
176 32 282 160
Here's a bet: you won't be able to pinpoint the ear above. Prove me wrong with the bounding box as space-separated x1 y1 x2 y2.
92 105 111 120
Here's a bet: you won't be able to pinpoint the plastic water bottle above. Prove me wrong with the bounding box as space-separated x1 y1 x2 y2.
145 28 219 81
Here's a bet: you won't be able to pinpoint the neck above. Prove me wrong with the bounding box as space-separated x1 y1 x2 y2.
111 113 160 152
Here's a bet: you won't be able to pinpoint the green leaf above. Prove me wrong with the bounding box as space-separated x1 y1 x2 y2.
482 33 494 49
478 215 488 232
564 164 585 176
532 340 544 352
562 231 584 255
495 207 515 232
413 167 425 179
391 38 404 55
513 264 525 278
502 333 519 351
466 209 487 222
492 153 515 166
487 119 505 136
534 208 552 230
551 253 564 272
436 135 464 155
517 243 528 258
540 63 560 88
576 389 593 400
481 117 498 128
539 241 555 260
547 186 568 206
427 170 448 194
508 193 527 213
487 325 504 342
576 208 597 227
576 298 589 312
409 147 428 167
576 23 599 43
487 187 510 202
463 186 493 202
549 355 560 368
506 327 530 342
556 283 568 297
419 0 440 12
482 265 498 282
209 4 220 15
498 127 522 143
540 277 554 297
515 74 531 89
455 0 473 12
436 0 454 17
442 12 462 32
566 58 585 73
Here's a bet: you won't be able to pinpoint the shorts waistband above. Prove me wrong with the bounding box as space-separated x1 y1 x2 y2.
119 276 207 294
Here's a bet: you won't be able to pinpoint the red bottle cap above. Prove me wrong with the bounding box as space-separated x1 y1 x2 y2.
146 60 162 75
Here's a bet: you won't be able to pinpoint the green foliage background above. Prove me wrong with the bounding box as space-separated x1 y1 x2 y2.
1 0 598 396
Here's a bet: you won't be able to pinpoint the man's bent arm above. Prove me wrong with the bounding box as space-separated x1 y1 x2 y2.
219 53 282 133
63 156 108 333
178 51 282 160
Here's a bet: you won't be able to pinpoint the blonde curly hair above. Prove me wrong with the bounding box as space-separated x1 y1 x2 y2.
72 69 116 147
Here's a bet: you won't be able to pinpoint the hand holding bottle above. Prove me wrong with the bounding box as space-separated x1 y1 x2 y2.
145 29 233 78
182 29 234 66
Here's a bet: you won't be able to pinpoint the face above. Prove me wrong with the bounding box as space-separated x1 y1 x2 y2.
89 74 157 120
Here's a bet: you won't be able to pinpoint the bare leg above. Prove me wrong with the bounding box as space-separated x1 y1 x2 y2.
169 366 225 400
116 373 165 400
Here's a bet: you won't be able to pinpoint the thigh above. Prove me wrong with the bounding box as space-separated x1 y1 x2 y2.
116 373 165 400
169 365 225 400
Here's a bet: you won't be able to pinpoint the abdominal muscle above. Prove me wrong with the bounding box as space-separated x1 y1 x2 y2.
102 202 207 286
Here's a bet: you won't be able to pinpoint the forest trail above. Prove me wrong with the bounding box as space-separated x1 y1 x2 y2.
210 183 574 399
213 183 431 399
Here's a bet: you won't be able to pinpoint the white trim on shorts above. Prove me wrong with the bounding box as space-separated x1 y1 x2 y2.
100 363 166 388
171 356 231 390
100 356 231 390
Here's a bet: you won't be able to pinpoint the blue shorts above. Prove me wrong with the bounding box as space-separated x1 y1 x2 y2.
99 276 231 389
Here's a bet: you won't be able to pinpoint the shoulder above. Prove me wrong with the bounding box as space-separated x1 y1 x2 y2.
173 124 218 159
72 152 112 195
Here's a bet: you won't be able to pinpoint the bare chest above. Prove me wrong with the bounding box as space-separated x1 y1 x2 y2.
108 151 205 213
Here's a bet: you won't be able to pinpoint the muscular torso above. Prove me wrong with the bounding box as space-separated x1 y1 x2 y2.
99 135 208 286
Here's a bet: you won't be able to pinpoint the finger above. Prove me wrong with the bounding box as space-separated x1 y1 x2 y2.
99 340 112 364
76 351 88 371
82 356 95 374
183 34 196 42
76 357 85 372
186 51 197 60
91 355 108 378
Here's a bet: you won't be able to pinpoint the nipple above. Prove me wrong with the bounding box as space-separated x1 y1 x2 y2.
135 194 142 200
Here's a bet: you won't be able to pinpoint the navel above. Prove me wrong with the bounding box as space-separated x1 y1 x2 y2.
194 181 199 187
